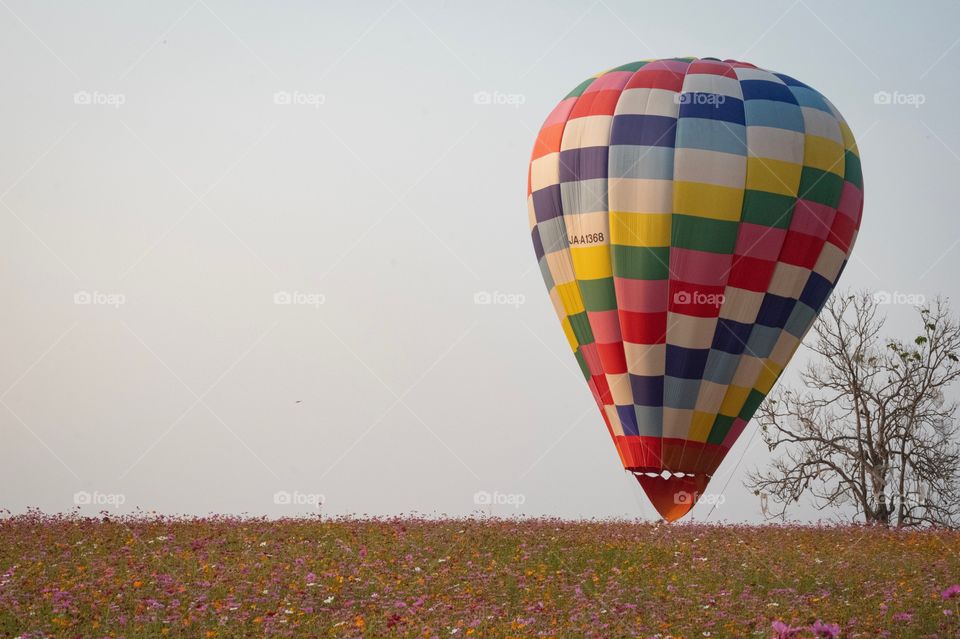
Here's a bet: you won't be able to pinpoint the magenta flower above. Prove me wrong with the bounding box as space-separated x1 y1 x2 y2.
941 584 960 600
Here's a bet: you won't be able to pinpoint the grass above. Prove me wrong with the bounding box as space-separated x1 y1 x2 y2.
1 512 958 638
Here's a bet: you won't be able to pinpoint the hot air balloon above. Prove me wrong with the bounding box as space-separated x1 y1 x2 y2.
526 58 863 521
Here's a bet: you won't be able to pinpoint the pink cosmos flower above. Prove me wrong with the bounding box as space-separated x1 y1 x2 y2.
772 620 801 639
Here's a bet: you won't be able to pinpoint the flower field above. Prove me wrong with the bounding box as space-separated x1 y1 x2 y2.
1 513 958 638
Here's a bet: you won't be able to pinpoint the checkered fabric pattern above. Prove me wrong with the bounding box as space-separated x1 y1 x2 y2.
527 58 864 483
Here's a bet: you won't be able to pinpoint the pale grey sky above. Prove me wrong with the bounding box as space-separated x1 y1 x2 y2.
2 0 959 523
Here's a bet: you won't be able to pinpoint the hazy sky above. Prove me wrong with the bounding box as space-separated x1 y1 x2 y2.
3 1 959 523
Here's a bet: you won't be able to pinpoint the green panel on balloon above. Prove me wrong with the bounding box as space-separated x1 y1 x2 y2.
611 246 670 280
741 191 795 229
671 216 739 254
567 312 593 345
799 168 844 207
579 278 618 312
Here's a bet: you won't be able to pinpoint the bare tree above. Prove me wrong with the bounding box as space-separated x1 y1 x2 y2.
746 291 960 527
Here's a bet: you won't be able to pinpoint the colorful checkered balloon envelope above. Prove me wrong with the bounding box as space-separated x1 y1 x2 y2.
526 58 863 521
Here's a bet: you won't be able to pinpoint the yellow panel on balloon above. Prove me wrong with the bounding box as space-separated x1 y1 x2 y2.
571 245 612 279
555 281 585 315
688 410 717 443
803 136 846 174
755 361 783 394
673 181 743 221
745 157 802 195
609 212 671 247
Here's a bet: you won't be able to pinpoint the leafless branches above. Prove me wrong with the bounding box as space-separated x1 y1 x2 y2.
746 291 960 527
